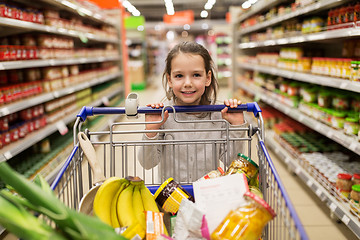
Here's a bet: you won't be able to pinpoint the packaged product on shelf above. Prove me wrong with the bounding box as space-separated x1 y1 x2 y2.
353 174 360 185
336 173 353 200
317 89 332 108
211 192 276 240
344 116 359 135
300 85 318 103
330 110 346 129
350 184 360 216
332 92 349 110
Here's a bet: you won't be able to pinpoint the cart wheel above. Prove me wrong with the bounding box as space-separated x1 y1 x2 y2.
330 211 341 223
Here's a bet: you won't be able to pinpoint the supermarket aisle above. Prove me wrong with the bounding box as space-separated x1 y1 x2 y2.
135 80 356 240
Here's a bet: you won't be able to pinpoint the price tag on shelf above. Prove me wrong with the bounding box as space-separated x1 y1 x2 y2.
4 151 12 160
330 202 337 212
306 179 313 187
339 82 348 89
0 107 10 116
102 97 110 106
315 188 322 197
56 121 68 135
349 142 357 152
78 33 88 43
298 114 304 122
342 215 350 225
0 63 4 70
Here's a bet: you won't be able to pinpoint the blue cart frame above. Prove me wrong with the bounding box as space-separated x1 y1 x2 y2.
51 102 308 240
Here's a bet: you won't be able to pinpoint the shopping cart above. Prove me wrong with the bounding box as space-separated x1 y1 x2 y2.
50 99 308 240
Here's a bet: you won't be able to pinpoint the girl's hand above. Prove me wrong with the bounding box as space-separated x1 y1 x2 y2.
221 99 245 125
145 103 169 138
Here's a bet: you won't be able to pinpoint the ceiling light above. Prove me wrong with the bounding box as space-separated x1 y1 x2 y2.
166 31 175 41
242 1 251 9
201 10 208 18
201 23 209 29
120 0 141 16
204 3 213 10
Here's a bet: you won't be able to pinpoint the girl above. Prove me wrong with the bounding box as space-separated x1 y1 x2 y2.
138 41 247 183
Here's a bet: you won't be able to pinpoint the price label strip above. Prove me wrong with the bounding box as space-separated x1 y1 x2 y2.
56 121 69 135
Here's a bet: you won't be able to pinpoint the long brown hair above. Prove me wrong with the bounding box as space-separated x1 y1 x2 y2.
162 41 218 105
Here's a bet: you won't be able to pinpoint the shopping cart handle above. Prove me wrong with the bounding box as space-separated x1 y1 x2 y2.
77 102 262 121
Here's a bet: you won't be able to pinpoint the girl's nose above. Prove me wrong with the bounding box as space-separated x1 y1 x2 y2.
184 76 192 86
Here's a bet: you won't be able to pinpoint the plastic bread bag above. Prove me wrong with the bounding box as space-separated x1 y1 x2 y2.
173 198 210 240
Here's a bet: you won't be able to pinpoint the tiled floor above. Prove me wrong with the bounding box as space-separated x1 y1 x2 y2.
136 81 357 239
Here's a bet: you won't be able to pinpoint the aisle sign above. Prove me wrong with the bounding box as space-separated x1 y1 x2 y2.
88 0 120 9
163 10 194 25
125 16 145 29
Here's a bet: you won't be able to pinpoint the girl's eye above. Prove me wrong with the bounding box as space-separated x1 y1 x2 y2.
194 73 201 77
175 74 183 78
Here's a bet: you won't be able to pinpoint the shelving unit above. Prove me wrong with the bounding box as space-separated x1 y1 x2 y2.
265 130 360 238
0 1 124 178
233 0 360 237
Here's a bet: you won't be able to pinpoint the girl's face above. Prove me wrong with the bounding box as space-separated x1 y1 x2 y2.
167 53 211 105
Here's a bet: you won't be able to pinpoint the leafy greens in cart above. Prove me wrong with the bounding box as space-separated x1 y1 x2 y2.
0 161 128 240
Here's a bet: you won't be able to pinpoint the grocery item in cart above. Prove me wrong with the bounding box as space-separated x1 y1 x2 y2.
226 153 259 184
211 191 276 240
154 178 194 215
196 166 225 181
174 198 210 240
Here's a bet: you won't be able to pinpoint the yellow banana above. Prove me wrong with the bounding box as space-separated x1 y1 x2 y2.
117 183 137 228
122 222 145 239
139 184 169 236
139 184 160 213
132 184 146 231
110 179 129 228
93 177 125 226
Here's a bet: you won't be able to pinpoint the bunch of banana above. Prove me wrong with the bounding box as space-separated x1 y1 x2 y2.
93 176 167 239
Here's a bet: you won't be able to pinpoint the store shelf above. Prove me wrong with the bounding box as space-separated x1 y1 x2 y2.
238 0 349 36
237 81 360 155
239 26 360 49
238 63 360 93
0 87 123 162
265 130 360 238
0 17 118 44
236 0 286 24
0 56 120 70
0 71 122 118
39 0 113 25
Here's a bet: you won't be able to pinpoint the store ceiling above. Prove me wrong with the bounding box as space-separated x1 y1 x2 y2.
128 0 244 22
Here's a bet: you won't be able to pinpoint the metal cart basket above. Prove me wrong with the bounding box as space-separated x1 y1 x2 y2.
50 101 308 240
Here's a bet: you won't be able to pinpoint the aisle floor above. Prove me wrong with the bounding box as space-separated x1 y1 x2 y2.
135 81 357 240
